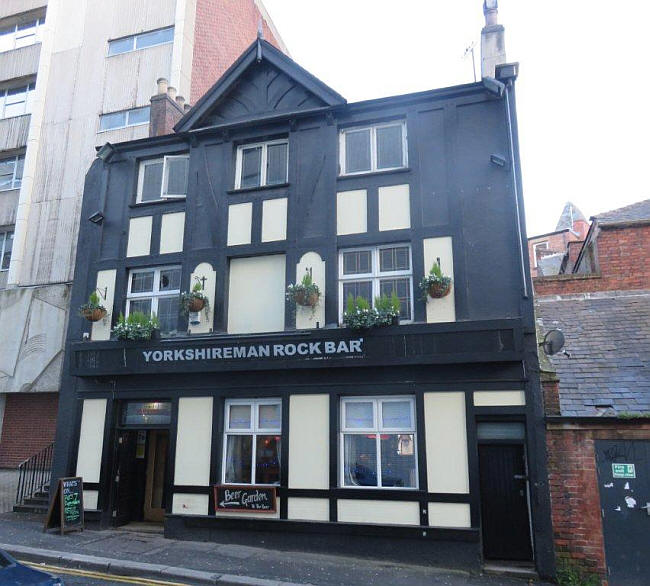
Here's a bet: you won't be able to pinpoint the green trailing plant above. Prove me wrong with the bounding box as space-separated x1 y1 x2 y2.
556 559 601 586
419 260 452 299
180 280 209 314
342 293 400 329
79 291 107 322
112 311 159 341
286 270 321 309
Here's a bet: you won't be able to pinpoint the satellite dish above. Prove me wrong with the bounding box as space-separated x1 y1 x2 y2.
542 329 565 355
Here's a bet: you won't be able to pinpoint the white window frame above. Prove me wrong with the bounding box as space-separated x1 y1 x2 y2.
338 244 413 324
0 230 13 271
340 396 418 490
234 139 289 190
0 154 23 191
0 17 45 53
339 120 408 176
532 241 549 267
125 265 181 330
136 155 189 202
222 398 282 486
0 83 35 119
98 106 150 132
107 26 174 56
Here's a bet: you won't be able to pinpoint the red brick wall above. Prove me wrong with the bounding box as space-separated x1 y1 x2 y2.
528 230 579 278
0 393 59 468
191 0 283 104
546 423 650 583
534 225 650 295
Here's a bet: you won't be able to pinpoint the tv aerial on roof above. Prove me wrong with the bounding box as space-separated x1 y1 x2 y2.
541 329 571 358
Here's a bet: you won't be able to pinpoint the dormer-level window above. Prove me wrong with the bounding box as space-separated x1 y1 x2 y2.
137 155 189 202
235 139 288 190
339 121 407 175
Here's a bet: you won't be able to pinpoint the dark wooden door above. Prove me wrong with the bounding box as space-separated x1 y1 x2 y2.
596 440 650 585
478 443 533 560
114 430 138 526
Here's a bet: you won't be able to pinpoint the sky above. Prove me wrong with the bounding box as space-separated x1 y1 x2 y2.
262 0 650 236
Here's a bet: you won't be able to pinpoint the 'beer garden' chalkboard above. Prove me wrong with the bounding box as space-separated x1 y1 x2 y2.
214 485 277 513
44 477 84 534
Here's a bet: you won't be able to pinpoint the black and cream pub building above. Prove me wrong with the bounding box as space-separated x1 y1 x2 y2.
53 38 554 576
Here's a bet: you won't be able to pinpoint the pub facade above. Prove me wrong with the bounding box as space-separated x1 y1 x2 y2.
52 39 554 576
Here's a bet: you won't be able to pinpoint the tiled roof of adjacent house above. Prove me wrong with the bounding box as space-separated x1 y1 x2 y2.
594 198 650 224
536 290 650 417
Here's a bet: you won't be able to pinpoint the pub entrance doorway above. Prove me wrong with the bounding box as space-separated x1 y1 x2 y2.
112 401 171 527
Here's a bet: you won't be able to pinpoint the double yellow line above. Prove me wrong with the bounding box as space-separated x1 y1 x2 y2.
21 561 189 585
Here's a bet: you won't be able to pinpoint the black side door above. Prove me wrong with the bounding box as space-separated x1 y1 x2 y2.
596 439 650 585
478 443 533 561
113 430 138 526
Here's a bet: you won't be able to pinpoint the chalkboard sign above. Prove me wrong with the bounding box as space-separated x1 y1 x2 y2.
44 477 84 534
214 485 277 513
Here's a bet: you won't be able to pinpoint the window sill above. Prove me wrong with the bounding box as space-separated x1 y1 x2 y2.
129 197 186 208
227 183 289 195
337 167 411 181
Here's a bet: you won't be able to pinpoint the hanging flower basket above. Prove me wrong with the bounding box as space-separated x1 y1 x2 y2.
427 281 452 299
286 270 320 310
293 289 320 308
81 307 107 322
187 296 206 312
180 281 209 316
419 260 453 300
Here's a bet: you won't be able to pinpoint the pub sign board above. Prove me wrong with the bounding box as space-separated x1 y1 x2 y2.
43 477 84 534
214 485 277 513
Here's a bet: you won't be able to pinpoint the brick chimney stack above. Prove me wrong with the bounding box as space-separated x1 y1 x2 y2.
481 0 506 78
149 77 187 137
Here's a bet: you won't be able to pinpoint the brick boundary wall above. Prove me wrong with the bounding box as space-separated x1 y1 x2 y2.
0 393 59 468
545 421 650 585
534 225 650 296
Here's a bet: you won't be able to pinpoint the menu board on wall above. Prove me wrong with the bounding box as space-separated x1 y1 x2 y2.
43 477 84 534
213 485 277 513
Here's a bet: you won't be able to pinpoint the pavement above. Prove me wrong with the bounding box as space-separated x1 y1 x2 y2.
0 512 551 586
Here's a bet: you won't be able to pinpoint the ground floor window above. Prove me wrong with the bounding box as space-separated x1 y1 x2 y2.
340 396 417 488
223 399 281 485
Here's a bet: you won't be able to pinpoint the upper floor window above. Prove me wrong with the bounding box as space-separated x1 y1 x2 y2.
235 139 288 190
108 26 174 56
137 155 189 202
0 83 35 119
223 399 282 486
339 244 413 322
0 154 24 191
339 121 407 175
99 106 150 132
0 17 45 53
341 396 417 489
126 266 180 334
0 230 13 270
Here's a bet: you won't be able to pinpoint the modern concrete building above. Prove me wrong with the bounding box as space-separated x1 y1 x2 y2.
0 0 285 468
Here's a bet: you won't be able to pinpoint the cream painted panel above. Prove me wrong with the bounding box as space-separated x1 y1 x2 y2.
288 498 329 521
295 252 325 330
423 237 455 323
261 198 288 242
336 190 367 235
188 263 216 335
473 391 526 407
289 395 329 489
126 216 152 257
91 270 116 341
174 397 213 486
83 490 99 510
172 493 209 515
424 392 469 493
227 203 252 246
110 0 177 39
337 500 419 526
378 184 411 231
227 255 285 334
215 498 280 519
160 212 185 254
428 503 471 528
76 399 107 483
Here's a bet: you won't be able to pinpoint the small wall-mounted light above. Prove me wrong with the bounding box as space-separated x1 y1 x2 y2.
96 142 116 162
88 210 105 224
490 154 507 167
